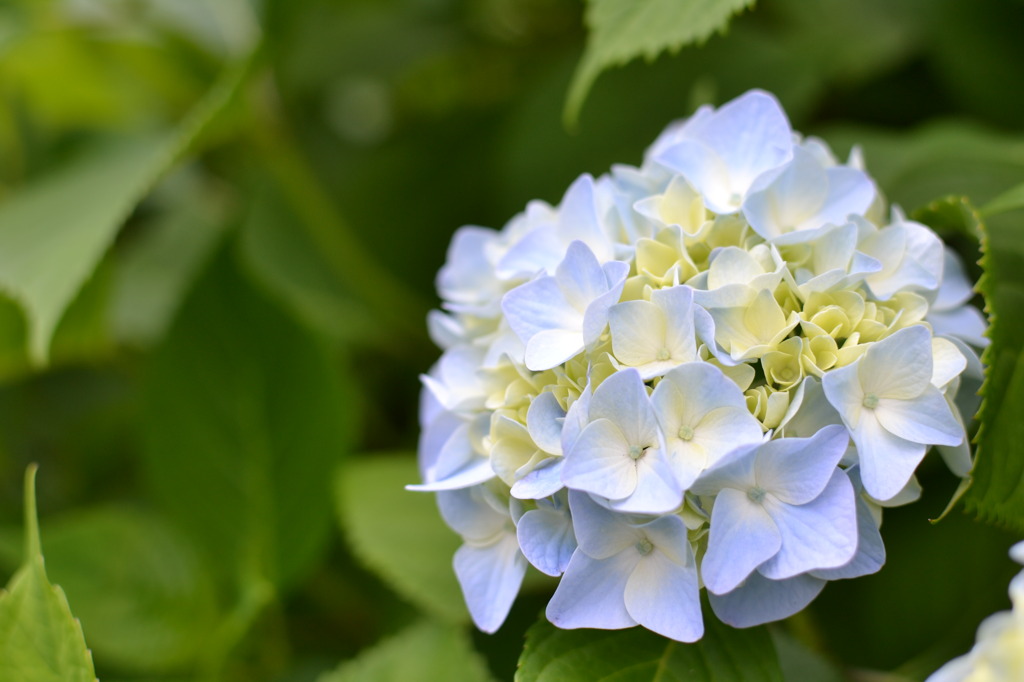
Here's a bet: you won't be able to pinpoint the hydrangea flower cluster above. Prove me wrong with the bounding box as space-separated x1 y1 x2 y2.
928 541 1024 681
412 90 986 641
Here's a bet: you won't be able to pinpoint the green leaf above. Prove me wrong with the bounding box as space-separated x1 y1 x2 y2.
981 181 1024 217
34 506 220 675
142 247 357 590
0 466 97 682
819 122 1024 212
516 615 782 682
239 183 377 346
317 620 493 682
911 195 983 241
566 0 756 125
770 630 842 682
965 200 1024 531
335 454 467 623
0 56 250 364
111 171 231 347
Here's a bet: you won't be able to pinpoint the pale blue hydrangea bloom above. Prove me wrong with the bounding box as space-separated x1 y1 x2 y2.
412 89 983 640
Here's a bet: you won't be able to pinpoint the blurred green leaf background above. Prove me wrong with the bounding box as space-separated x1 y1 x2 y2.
0 0 1023 680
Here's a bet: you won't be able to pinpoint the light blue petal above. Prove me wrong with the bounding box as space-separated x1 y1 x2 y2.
518 506 577 576
582 260 629 348
568 489 639 559
811 491 885 580
689 443 757 496
701 487 781 595
625 550 702 642
436 486 507 541
405 457 494 492
708 572 825 628
511 458 564 499
852 411 927 502
502 275 576 342
562 418 637 500
454 533 527 633
609 447 683 514
545 550 637 631
758 468 858 579
527 392 566 455
754 425 849 505
556 240 608 311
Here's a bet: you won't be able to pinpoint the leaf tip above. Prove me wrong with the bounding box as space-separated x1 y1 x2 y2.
23 463 41 560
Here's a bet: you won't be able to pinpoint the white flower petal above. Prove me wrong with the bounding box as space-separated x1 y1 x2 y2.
758 469 858 579
875 386 964 446
558 175 615 263
755 425 849 505
702 487 781 595
822 361 864 429
609 449 683 514
588 369 661 446
524 329 583 371
859 325 933 399
609 300 667 367
852 410 928 502
503 277 578 344
625 549 702 642
931 337 968 390
562 418 638 500
556 240 610 312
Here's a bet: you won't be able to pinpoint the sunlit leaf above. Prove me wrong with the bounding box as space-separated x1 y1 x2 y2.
516 615 782 682
317 620 493 682
566 0 756 125
0 466 97 682
142 248 356 589
0 57 250 364
335 454 467 623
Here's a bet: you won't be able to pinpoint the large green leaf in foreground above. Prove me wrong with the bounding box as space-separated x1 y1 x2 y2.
516 615 782 682
911 195 1024 531
0 467 96 682
143 249 356 590
335 454 467 622
966 206 1024 531
566 0 755 124
318 620 493 682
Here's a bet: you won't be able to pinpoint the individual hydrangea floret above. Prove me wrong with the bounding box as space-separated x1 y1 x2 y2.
412 89 985 639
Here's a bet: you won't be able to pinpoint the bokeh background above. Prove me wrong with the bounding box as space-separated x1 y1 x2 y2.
0 0 1022 680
